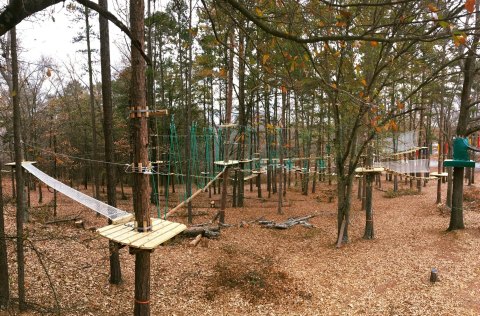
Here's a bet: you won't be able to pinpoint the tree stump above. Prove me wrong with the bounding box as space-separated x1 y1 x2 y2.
430 268 438 283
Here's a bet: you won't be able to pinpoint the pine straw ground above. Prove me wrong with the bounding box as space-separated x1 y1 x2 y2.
1 171 480 316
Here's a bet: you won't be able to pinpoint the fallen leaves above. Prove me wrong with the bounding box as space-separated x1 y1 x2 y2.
2 171 480 315
465 0 475 13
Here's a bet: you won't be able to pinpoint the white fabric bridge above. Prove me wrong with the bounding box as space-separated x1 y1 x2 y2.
377 158 430 174
22 162 133 224
382 131 419 154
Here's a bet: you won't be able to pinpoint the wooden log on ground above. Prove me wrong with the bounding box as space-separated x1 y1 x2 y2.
189 234 202 247
45 216 81 225
258 214 317 229
182 226 220 238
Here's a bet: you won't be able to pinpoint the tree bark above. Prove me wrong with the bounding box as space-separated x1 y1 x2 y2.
186 0 194 224
337 175 353 244
0 157 9 309
11 19 26 311
130 1 151 315
85 7 100 200
219 30 234 224
99 0 122 285
449 3 480 230
363 173 374 239
448 167 465 230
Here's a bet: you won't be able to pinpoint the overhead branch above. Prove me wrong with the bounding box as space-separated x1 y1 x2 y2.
221 0 463 44
0 0 151 65
465 123 480 136
75 0 151 65
0 0 63 35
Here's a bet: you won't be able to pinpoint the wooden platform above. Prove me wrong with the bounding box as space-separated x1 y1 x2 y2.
97 218 187 250
214 160 239 166
430 172 448 178
355 167 384 174
243 174 257 181
386 147 428 156
5 161 37 167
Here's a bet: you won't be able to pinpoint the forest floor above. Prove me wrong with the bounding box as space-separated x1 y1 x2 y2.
1 170 480 316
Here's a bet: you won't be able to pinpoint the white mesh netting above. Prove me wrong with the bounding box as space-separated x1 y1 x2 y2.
376 158 430 174
23 163 131 221
382 131 418 154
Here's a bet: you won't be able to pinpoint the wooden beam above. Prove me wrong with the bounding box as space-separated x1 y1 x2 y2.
165 167 226 218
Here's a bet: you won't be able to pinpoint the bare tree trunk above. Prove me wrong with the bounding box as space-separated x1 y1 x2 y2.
219 29 234 224
186 0 193 224
53 132 57 217
436 98 444 204
146 0 157 206
85 7 100 200
448 167 465 230
363 173 374 239
449 4 480 230
0 156 9 309
337 177 352 243
130 1 151 315
278 88 286 215
11 19 26 310
99 0 122 285
237 27 246 207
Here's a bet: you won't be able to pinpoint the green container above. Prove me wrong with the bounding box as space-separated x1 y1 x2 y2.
443 138 476 168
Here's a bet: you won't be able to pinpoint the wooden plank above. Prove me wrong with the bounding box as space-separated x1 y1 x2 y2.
6 161 37 167
97 222 133 234
98 218 186 249
243 174 257 181
218 123 238 128
110 220 174 243
214 160 239 166
113 220 175 244
165 167 226 218
430 172 448 177
99 218 165 239
111 213 134 225
137 224 187 249
355 167 384 173
149 109 169 117
128 222 182 248
102 224 140 240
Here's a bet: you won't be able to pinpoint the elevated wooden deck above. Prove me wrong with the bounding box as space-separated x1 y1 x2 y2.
98 218 186 250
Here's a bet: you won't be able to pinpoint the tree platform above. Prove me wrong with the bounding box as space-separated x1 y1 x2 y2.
97 218 186 250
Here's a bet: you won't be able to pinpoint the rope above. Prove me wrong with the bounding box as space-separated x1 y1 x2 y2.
23 142 127 166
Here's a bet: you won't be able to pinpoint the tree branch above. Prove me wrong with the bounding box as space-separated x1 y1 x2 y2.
0 0 151 65
75 0 151 65
221 0 463 44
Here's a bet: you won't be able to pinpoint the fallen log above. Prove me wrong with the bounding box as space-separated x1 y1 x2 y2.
240 216 265 227
45 216 81 225
259 214 317 229
189 234 203 247
182 225 220 238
